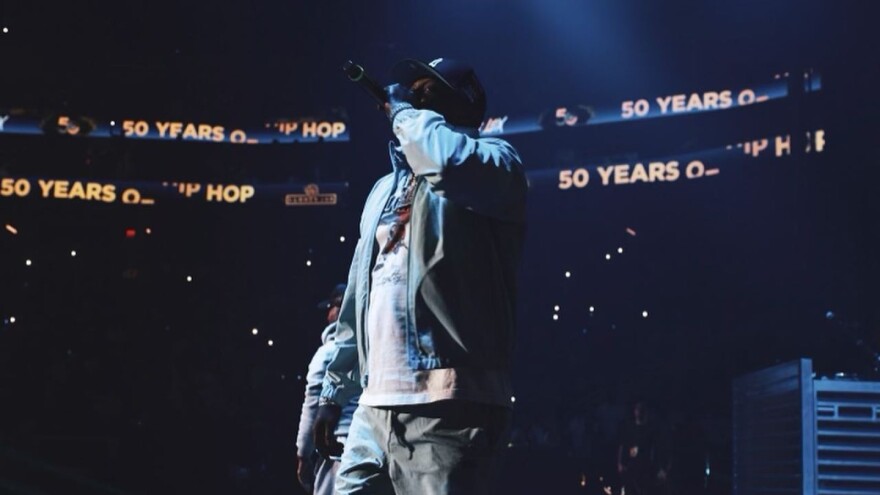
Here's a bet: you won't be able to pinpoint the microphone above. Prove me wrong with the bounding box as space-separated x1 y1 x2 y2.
342 60 387 106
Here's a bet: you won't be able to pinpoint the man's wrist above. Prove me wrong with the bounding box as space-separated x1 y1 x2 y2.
318 396 339 407
389 102 415 124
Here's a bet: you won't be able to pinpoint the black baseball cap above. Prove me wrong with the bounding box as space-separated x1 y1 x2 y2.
391 57 487 126
317 283 347 310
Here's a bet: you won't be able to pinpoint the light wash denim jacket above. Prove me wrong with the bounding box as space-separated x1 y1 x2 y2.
320 106 527 407
296 323 359 458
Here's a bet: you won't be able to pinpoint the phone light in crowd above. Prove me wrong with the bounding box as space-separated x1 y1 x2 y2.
70 250 77 257
9 316 15 324
642 310 649 318
589 306 595 313
553 314 559 321
2 27 8 34
554 305 560 311
306 260 312 267
267 340 274 347
618 247 624 254
186 275 193 282
25 259 32 266
5 224 17 235
510 396 516 403
565 271 571 278
251 328 259 335
110 120 116 126
605 253 611 260
339 236 346 243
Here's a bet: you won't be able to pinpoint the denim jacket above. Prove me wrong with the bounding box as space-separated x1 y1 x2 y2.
320 106 527 407
296 323 359 458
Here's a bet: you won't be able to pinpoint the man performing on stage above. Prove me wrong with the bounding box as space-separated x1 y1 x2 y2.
313 57 527 494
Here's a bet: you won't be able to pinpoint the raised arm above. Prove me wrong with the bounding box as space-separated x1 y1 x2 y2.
392 107 527 222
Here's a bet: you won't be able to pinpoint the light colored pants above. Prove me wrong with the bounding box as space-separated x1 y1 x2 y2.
335 401 511 495
313 454 340 495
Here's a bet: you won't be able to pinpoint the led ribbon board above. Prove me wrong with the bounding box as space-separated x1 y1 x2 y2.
0 112 349 144
480 71 820 137
0 177 347 207
528 128 826 191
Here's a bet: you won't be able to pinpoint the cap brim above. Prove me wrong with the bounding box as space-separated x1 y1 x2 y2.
391 59 454 91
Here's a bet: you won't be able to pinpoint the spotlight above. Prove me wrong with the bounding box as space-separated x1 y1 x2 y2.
553 314 559 321
186 275 193 282
145 228 152 235
9 316 15 324
618 247 624 254
565 271 571 278
251 328 259 335
268 340 274 347
339 236 346 242
510 396 516 403
642 310 648 318
25 259 32 266
605 254 611 260
110 120 116 126
554 305 560 311
589 306 595 313
2 27 8 34
306 260 312 267
70 250 77 257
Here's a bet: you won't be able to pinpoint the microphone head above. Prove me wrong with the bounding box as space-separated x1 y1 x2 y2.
342 60 364 81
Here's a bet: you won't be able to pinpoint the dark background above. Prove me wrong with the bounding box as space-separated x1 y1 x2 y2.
0 1 877 493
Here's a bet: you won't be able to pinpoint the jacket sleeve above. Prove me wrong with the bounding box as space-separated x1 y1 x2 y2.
295 334 334 457
392 106 527 222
